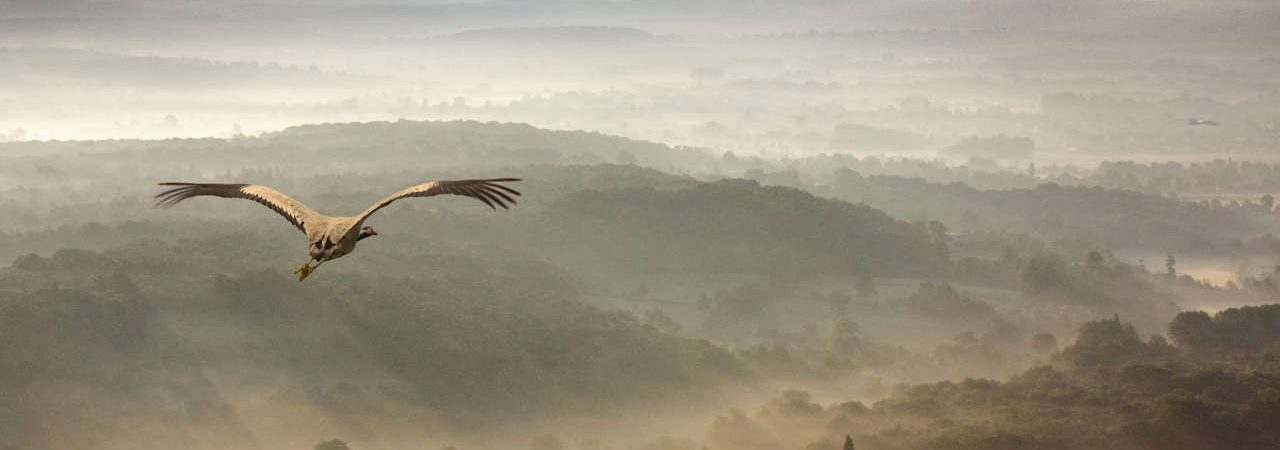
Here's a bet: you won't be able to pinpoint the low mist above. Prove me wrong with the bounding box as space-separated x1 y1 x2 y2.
3 1 1280 450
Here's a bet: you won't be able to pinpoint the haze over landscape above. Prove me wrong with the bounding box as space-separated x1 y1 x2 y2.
3 1 1280 450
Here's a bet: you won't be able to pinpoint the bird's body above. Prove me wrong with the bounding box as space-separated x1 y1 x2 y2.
155 178 521 280
306 216 361 262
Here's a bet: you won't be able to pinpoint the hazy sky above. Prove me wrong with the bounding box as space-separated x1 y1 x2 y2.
5 0 1278 36
3 0 1277 148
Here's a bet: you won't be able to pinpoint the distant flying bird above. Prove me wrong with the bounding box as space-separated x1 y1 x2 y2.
1188 118 1219 126
155 178 521 280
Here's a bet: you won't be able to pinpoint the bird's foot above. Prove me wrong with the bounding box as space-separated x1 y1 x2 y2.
293 262 314 282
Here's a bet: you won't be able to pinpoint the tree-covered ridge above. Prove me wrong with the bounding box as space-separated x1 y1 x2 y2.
263 120 705 167
0 47 363 90
1169 304 1280 357
0 163 948 296
0 120 707 172
5 119 1277 262
0 235 749 450
705 306 1280 450
0 163 685 259
814 170 1277 254
1090 159 1280 196
532 179 950 276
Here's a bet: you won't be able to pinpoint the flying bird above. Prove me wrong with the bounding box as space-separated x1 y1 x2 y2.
155 178 521 280
1188 118 1219 126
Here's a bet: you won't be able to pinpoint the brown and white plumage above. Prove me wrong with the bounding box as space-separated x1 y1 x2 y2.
155 178 521 280
356 178 521 221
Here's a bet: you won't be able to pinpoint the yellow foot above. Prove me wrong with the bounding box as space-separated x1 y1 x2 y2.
293 263 314 281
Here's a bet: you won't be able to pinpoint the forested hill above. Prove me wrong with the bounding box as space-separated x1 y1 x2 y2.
709 305 1280 450
0 119 714 173
799 170 1279 255
0 160 948 281
0 233 749 450
526 179 951 276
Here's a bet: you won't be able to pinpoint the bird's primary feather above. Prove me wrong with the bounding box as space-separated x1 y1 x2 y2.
154 182 320 232
356 178 522 223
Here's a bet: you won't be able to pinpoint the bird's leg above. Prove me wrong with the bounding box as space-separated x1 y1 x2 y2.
294 259 326 282
294 258 317 281
293 261 312 281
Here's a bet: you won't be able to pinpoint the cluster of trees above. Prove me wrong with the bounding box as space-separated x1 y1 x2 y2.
704 306 1280 450
520 179 950 277
899 282 999 324
1018 252 1180 334
760 153 1040 191
816 171 1277 255
0 234 750 450
262 120 712 169
1088 160 1280 196
732 318 906 380
1169 304 1280 357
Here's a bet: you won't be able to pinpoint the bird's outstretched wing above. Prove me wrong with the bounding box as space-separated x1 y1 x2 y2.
154 183 321 233
356 178 521 222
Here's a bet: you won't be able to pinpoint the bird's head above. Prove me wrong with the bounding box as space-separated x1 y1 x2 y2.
358 226 379 240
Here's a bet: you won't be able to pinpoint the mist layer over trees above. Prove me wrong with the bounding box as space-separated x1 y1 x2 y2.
2 120 1278 449
4 1 1280 449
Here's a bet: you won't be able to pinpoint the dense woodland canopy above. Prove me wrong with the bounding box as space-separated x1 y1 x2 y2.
706 307 1280 450
0 234 749 449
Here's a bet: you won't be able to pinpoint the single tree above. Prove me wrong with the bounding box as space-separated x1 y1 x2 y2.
843 434 855 450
